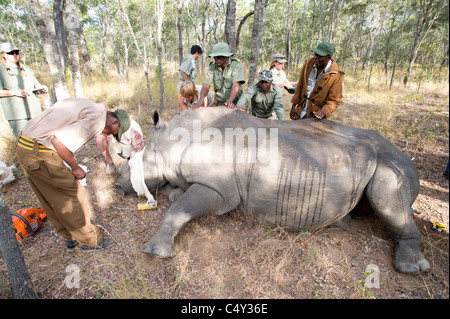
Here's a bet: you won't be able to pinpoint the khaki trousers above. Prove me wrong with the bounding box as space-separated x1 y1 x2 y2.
15 136 102 247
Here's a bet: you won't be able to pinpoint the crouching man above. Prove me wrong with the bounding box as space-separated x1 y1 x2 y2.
96 109 144 174
235 69 285 120
16 98 117 251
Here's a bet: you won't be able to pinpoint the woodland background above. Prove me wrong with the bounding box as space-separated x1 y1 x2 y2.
0 0 448 109
0 0 449 300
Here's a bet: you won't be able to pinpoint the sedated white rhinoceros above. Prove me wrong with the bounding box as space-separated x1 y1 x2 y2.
113 107 430 274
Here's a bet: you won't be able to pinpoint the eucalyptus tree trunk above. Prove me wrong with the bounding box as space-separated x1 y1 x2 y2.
284 0 291 75
117 0 154 108
100 9 108 75
177 0 184 65
77 26 91 75
0 28 5 42
235 11 254 50
309 0 316 54
187 0 210 74
404 0 442 86
247 0 269 86
199 1 209 74
0 191 36 299
53 0 67 72
225 0 237 53
65 0 83 98
439 47 449 74
389 53 398 90
156 0 165 112
30 0 69 102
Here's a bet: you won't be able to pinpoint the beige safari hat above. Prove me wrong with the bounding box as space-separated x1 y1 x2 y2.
0 42 20 53
271 53 287 63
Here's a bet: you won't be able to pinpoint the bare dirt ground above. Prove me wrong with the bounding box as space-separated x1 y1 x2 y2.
0 86 448 300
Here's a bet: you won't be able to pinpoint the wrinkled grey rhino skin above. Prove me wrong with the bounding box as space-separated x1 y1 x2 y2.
114 107 430 274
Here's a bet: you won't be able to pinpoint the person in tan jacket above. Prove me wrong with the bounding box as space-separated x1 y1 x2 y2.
290 42 343 120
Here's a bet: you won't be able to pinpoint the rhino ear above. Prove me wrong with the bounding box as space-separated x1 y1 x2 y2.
151 108 160 126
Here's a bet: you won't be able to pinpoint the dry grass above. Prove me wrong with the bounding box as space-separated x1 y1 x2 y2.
0 64 448 300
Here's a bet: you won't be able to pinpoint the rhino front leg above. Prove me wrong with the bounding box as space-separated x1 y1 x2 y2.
163 184 185 203
366 163 430 274
142 183 233 258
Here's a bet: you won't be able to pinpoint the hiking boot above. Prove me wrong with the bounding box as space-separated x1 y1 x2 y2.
67 240 78 249
80 238 116 251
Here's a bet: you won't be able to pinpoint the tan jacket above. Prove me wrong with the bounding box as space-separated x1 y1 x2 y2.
291 57 343 119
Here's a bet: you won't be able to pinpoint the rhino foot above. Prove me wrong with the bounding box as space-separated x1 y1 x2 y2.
394 241 430 274
141 235 176 258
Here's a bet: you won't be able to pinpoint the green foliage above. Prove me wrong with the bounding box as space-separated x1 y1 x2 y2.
0 0 447 87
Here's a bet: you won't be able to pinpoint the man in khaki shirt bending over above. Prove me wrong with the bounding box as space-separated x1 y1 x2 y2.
16 98 118 251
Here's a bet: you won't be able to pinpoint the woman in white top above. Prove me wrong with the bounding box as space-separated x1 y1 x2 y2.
269 53 297 90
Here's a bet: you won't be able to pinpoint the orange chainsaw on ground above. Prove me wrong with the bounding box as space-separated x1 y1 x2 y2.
11 208 47 240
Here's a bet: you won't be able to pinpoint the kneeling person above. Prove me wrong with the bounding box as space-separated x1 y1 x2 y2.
96 109 144 174
178 81 214 111
236 69 285 120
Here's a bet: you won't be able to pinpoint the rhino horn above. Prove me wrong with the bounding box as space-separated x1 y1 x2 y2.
108 140 129 170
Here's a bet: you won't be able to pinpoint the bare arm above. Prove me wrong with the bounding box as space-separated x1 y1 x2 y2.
0 89 28 98
192 84 210 109
225 82 240 110
51 136 86 180
180 71 188 81
178 94 189 111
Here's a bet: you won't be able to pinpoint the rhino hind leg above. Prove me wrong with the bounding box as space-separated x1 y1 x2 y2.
141 183 234 258
366 163 430 274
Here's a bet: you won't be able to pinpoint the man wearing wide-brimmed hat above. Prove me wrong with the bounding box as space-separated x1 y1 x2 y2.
290 42 343 120
193 42 245 110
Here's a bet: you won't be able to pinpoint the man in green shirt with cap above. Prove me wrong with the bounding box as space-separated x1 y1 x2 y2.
193 42 245 110
236 69 285 120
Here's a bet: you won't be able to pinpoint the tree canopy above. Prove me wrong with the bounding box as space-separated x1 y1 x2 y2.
1 0 448 95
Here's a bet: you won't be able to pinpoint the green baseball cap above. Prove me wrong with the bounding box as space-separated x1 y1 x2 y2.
313 42 335 57
209 42 234 57
114 109 130 141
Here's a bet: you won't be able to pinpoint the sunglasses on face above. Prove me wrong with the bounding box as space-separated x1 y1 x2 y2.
6 51 20 55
